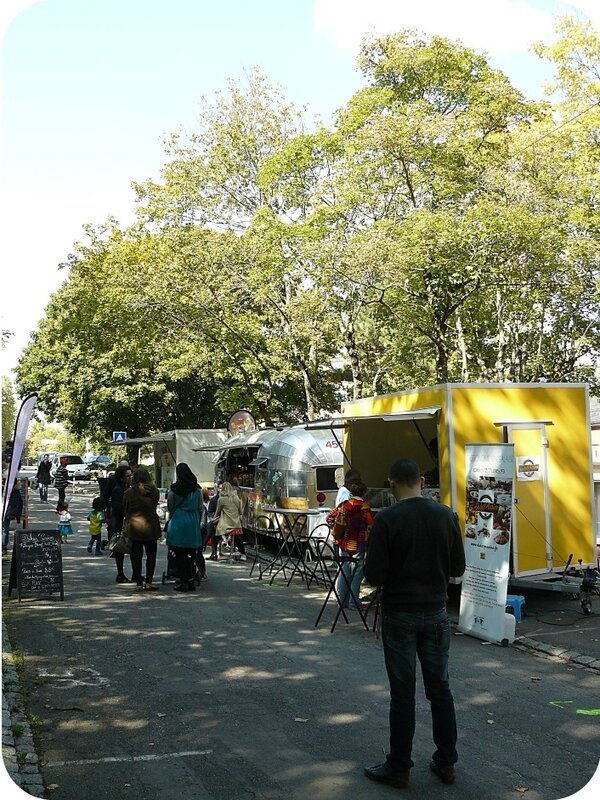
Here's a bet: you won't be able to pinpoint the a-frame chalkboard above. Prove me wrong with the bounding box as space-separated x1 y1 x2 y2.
8 529 64 601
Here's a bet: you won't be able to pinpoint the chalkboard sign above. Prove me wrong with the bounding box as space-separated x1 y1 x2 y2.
8 529 64 601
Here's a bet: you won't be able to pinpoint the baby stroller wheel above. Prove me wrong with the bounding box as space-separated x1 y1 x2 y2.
581 599 592 615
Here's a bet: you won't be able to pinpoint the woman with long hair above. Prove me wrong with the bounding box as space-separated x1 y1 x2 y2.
123 468 161 591
166 463 203 592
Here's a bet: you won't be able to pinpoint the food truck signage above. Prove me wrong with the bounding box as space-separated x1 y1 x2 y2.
516 455 541 481
458 443 514 644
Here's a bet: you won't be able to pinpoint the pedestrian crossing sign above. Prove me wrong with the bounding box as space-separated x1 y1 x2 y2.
113 431 127 442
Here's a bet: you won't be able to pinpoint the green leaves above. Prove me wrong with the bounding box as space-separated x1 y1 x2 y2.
14 23 600 443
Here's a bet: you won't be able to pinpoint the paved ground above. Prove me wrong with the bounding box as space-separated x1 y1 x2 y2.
2 484 600 800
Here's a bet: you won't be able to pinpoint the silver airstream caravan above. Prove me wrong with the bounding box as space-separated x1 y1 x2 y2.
213 425 344 539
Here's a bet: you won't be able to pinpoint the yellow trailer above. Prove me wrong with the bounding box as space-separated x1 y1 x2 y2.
317 383 595 590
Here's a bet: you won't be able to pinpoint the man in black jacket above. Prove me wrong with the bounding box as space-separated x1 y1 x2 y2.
36 454 52 502
363 458 465 790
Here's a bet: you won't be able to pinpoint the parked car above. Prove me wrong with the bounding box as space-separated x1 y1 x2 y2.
50 454 92 482
83 454 113 469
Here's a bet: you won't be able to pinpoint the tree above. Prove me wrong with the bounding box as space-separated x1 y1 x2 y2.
2 376 16 449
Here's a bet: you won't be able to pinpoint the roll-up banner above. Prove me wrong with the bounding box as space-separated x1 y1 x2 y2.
458 443 514 644
2 394 38 521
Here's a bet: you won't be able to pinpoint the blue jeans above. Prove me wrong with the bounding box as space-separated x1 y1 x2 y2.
381 607 458 772
334 553 364 609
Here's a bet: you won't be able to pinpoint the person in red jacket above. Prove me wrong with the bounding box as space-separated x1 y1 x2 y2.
329 481 372 610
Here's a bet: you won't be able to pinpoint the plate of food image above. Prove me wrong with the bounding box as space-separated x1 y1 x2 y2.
494 530 510 545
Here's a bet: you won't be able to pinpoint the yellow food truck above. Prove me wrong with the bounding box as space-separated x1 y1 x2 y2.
308 383 596 592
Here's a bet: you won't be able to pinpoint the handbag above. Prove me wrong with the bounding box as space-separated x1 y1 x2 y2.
332 507 347 540
108 532 132 555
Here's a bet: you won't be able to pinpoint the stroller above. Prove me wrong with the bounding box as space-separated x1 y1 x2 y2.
161 545 202 587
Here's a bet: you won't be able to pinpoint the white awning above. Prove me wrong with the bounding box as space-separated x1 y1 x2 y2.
304 407 441 430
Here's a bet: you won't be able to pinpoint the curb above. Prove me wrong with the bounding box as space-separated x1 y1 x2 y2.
514 635 600 671
2 619 45 797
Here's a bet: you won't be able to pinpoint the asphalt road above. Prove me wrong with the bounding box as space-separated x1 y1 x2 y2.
2 485 600 800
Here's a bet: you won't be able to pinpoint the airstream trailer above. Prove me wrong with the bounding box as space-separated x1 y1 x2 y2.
213 425 344 539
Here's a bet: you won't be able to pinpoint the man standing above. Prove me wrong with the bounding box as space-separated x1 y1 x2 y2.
335 468 362 507
36 454 52 502
53 457 69 511
363 458 465 789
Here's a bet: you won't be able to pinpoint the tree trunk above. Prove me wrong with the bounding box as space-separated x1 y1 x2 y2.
494 287 506 381
455 314 469 382
432 315 449 383
341 317 362 400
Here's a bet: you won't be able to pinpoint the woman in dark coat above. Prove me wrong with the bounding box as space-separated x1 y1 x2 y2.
166 463 202 592
123 468 162 591
107 464 133 583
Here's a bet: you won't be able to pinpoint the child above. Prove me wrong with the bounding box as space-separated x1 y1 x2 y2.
57 501 73 544
87 496 106 554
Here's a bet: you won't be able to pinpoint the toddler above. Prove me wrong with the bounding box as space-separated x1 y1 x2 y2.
87 496 106 554
57 501 73 543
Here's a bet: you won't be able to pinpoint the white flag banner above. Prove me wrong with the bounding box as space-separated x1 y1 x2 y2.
2 394 37 521
458 443 514 644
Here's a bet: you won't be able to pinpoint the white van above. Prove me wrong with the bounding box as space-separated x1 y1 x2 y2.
50 453 91 482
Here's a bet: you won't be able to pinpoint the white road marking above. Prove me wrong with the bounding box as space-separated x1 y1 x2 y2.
44 749 213 767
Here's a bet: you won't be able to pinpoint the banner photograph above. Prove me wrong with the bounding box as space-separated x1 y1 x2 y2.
458 443 514 644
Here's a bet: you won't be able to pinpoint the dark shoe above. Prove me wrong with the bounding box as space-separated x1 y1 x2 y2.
174 584 188 592
87 545 93 554
208 554 218 561
115 575 131 583
187 582 197 591
364 763 409 789
430 761 455 785
144 582 158 591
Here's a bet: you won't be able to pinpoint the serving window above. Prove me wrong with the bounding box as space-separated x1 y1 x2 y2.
226 447 260 488
315 466 338 491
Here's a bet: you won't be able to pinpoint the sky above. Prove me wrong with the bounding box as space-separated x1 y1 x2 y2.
0 0 599 384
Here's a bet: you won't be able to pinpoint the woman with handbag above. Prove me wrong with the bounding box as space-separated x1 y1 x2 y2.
166 463 203 592
106 464 133 583
329 481 373 610
123 468 162 591
214 481 246 561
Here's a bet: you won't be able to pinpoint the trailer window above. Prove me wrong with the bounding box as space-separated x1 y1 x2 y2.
284 470 308 499
264 469 308 501
254 467 268 494
315 467 338 491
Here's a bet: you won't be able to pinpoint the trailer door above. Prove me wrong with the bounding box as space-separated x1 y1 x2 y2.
499 422 553 575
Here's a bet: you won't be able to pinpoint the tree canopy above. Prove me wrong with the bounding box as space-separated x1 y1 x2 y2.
14 21 600 443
